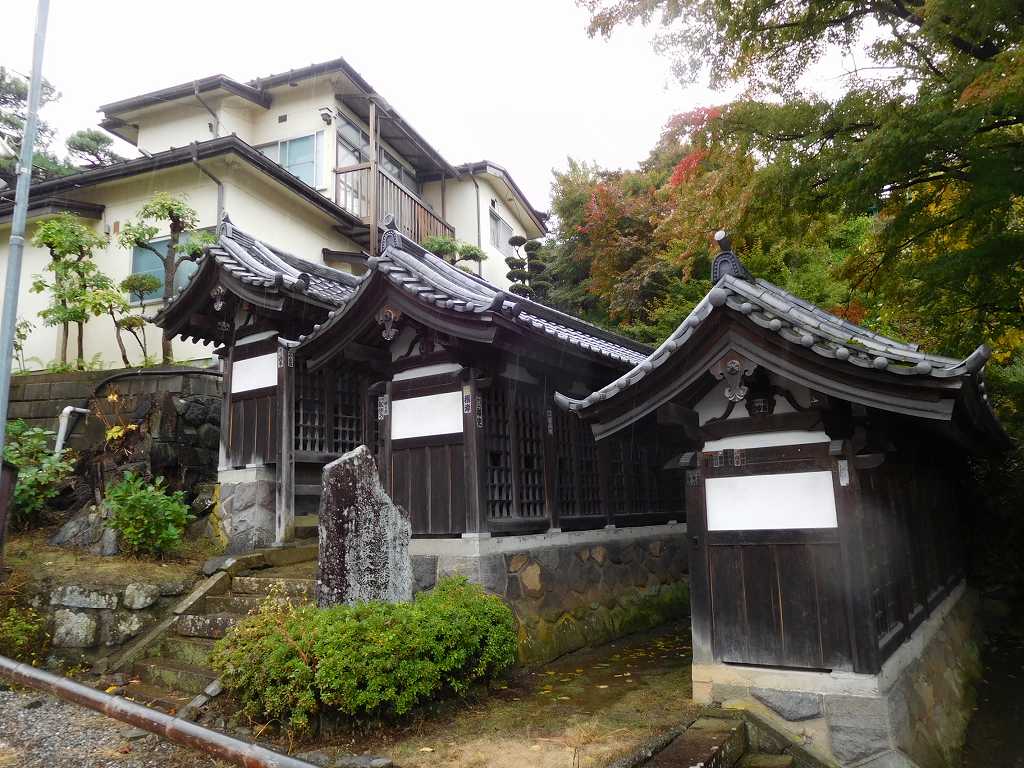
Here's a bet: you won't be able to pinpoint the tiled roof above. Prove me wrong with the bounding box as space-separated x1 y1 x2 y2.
558 272 992 412
155 219 359 330
295 228 648 366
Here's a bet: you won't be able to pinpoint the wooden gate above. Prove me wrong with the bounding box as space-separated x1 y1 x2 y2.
700 443 852 671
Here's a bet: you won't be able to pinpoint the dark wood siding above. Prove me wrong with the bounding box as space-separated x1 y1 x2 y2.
391 438 466 535
225 388 278 468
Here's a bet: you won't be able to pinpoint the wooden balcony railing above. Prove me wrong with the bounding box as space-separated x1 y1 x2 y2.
334 164 454 247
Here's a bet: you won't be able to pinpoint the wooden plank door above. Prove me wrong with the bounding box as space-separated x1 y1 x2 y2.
701 444 852 671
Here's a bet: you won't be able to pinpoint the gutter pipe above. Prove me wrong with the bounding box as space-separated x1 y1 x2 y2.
54 406 90 456
0 653 318 768
193 81 220 138
190 142 225 227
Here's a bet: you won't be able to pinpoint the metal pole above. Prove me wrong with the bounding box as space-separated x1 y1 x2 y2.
0 0 50 459
0 654 319 768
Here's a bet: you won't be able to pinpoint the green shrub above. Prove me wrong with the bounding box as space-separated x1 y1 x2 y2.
210 577 518 733
3 419 74 531
0 576 49 663
104 471 192 556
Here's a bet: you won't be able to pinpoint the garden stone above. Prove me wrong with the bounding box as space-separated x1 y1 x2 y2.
123 583 160 610
50 585 117 609
101 611 144 645
197 423 220 450
410 555 437 593
317 446 412 607
752 688 823 721
88 527 120 556
52 609 97 647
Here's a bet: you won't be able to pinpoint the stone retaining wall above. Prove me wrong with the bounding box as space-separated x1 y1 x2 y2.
27 577 196 664
409 525 690 663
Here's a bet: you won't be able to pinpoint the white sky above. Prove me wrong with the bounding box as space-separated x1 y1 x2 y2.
3 0 739 212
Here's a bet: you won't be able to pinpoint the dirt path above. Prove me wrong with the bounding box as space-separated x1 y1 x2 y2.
0 690 229 768
299 620 699 768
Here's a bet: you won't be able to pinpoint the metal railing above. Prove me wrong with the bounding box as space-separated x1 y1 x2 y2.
334 164 454 244
0 654 318 768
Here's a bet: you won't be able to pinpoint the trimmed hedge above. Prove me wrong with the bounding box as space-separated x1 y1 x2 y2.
210 577 517 732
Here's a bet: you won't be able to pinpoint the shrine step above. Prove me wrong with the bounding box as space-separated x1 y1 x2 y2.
174 612 240 639
132 657 217 695
739 755 795 768
295 514 319 529
231 575 315 599
123 681 193 714
204 593 273 615
154 637 216 668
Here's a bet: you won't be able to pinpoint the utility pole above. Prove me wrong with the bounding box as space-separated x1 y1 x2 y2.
0 0 50 574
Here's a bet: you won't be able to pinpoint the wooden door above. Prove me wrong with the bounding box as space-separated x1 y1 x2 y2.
702 444 852 671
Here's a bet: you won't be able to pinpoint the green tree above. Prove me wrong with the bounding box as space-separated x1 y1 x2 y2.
0 67 71 184
582 0 1024 358
421 234 486 271
118 193 215 364
119 273 162 362
30 213 110 368
66 128 124 167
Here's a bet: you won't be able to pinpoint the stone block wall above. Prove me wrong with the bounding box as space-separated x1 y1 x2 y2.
218 470 276 554
27 578 194 663
410 525 690 664
703 585 981 768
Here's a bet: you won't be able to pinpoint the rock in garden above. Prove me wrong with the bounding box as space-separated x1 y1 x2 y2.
316 445 412 607
123 583 160 610
52 609 97 648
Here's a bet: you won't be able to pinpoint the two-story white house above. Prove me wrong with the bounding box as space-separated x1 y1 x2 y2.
0 57 547 369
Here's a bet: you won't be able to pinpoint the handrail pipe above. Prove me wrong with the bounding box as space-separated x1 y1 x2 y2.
0 653 319 768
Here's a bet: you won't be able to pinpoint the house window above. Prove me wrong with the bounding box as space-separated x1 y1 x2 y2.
337 113 370 162
489 210 514 257
129 236 199 304
380 148 419 194
258 131 324 188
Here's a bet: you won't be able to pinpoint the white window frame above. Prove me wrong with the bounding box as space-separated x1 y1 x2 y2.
257 131 325 189
489 209 515 258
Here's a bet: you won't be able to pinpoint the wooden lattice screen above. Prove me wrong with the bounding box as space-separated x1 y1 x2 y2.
512 388 546 519
552 407 602 520
294 366 364 456
483 381 548 521
484 383 514 519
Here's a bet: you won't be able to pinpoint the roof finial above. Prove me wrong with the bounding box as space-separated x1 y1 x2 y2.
711 229 753 283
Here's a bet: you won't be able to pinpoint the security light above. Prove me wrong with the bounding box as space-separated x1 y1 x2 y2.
318 106 334 125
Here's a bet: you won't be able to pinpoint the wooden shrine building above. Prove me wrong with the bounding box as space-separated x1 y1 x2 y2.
554 232 1009 767
156 217 689 548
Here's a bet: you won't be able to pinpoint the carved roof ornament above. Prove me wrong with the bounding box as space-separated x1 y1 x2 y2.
377 306 402 341
379 216 402 253
710 351 756 402
711 230 753 283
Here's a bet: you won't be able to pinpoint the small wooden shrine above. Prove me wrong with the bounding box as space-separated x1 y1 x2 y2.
555 231 1007 678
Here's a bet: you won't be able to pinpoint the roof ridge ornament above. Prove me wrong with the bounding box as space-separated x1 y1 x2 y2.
379 215 401 253
711 230 753 283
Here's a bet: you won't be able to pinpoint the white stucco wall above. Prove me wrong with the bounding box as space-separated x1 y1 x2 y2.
0 156 361 371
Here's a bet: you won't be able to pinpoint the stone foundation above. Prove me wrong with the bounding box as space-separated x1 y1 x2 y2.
695 584 980 768
217 468 276 554
409 524 690 663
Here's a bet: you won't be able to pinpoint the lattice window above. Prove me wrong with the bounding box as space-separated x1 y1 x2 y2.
333 369 363 454
512 388 546 518
484 384 513 519
294 368 327 453
553 408 601 519
609 437 628 515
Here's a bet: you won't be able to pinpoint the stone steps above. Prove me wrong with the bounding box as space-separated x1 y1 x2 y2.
156 636 216 667
231 576 315 599
123 681 193 713
203 593 270 615
132 657 217 695
738 755 795 768
175 612 241 639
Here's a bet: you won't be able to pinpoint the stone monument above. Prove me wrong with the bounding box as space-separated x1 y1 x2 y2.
316 445 413 606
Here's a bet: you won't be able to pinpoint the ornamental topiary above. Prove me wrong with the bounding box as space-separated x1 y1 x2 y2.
210 577 518 733
104 472 192 556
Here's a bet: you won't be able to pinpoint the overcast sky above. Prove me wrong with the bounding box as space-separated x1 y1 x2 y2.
3 0 742 212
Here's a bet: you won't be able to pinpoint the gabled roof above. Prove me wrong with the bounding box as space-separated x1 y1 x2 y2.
555 243 1007 449
295 226 649 368
154 218 359 344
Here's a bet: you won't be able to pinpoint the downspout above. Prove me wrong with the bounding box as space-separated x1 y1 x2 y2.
190 142 225 227
193 81 220 138
466 171 482 276
54 406 90 456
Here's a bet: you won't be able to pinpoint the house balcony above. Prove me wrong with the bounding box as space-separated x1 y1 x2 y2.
334 163 453 252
